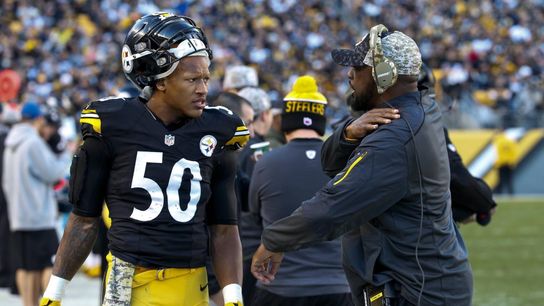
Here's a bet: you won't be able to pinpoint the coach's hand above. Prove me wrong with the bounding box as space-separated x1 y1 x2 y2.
344 108 400 141
39 298 61 306
251 243 284 284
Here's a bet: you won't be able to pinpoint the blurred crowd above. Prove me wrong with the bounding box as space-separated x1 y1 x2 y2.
0 0 543 131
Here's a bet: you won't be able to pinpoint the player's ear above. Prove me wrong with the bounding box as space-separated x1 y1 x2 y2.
155 79 166 92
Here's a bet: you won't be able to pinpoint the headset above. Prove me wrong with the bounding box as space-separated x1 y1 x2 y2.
369 24 398 94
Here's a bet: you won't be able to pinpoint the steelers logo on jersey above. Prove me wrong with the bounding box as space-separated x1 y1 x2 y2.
200 135 217 157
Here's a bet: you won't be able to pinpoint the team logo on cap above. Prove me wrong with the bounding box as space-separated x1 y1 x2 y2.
303 117 312 126
200 135 217 157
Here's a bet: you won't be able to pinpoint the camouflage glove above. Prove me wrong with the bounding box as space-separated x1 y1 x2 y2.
40 298 61 306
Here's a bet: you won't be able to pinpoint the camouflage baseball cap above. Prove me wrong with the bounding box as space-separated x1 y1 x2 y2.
223 65 258 90
332 30 422 76
237 87 271 115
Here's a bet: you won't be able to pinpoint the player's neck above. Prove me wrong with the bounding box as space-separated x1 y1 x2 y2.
146 97 184 126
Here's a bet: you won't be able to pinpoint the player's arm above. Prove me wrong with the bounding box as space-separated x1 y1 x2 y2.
207 150 243 305
41 136 112 305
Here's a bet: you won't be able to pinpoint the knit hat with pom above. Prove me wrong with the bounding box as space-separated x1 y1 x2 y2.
281 75 328 136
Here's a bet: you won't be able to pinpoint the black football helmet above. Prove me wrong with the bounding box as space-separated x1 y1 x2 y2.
121 12 213 90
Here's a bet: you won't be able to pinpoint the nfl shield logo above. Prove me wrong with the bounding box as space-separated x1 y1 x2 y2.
164 134 175 146
303 117 312 126
306 150 316 159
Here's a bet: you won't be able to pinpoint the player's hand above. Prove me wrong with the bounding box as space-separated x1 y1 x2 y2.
344 108 400 140
39 297 61 306
251 243 284 284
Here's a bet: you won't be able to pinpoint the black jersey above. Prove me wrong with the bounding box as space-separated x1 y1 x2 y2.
78 96 249 268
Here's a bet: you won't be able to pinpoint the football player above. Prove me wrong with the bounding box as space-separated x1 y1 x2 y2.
40 12 247 306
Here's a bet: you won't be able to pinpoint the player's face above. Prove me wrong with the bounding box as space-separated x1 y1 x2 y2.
348 65 377 112
163 56 211 118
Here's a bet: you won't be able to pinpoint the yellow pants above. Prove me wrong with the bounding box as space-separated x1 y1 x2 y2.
104 253 209 306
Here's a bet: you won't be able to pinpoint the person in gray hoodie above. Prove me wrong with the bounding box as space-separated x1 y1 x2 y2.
2 102 71 306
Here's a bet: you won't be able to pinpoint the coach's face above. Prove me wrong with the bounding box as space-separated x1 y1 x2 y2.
348 65 378 112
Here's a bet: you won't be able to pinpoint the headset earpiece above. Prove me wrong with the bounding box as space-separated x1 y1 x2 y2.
370 24 398 94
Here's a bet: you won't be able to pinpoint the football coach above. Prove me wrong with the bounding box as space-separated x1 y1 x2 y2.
251 25 473 306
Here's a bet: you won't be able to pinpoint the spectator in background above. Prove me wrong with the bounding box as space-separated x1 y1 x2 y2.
236 87 274 211
223 65 259 93
493 130 519 195
265 99 286 149
249 75 352 306
43 108 65 155
212 91 256 137
2 102 71 306
235 86 273 303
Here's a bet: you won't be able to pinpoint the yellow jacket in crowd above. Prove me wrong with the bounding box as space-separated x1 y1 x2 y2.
493 133 518 168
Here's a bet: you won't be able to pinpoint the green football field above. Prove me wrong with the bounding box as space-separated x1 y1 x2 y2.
459 198 544 306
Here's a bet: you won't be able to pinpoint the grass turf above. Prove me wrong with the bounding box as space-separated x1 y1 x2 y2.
459 198 544 306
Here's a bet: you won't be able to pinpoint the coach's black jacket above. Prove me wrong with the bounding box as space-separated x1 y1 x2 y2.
261 92 473 306
323 101 497 225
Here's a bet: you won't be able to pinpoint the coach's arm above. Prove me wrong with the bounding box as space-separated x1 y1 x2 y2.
321 108 399 177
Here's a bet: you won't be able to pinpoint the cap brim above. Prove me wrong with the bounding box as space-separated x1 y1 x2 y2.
331 49 366 67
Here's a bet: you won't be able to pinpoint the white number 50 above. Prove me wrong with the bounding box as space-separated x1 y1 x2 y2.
129 151 202 222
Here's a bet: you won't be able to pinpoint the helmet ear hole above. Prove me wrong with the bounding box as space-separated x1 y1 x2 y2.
136 75 151 88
